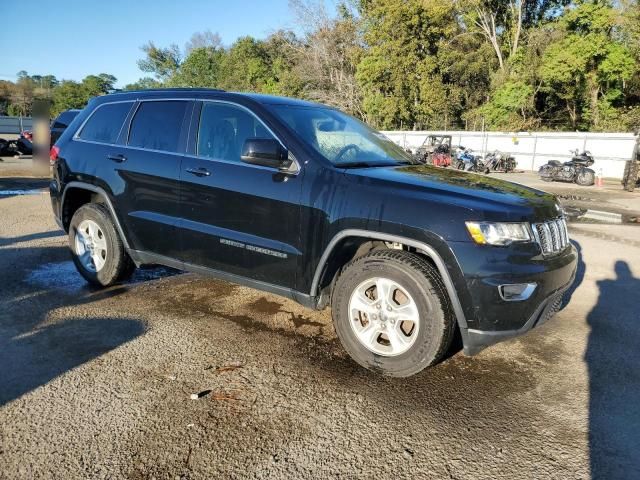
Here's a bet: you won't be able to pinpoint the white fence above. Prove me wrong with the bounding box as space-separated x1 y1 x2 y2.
382 130 637 179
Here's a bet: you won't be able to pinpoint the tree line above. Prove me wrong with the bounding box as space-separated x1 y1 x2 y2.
1 0 638 132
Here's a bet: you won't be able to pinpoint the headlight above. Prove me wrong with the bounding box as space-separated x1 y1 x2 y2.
465 222 531 246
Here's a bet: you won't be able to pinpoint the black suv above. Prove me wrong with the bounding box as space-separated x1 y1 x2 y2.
50 89 577 377
50 109 81 146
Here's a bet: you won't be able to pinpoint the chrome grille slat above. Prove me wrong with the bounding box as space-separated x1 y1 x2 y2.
550 221 560 250
557 219 567 248
561 219 570 247
533 218 569 255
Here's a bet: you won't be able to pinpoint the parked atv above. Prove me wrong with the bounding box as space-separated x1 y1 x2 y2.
484 150 516 173
414 135 452 167
622 133 639 192
539 149 595 186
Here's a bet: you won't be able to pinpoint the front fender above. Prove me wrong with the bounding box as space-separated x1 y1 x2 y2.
308 228 475 336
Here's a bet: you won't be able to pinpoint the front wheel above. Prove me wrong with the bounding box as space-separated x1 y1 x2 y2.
331 250 456 377
575 169 595 186
69 203 135 287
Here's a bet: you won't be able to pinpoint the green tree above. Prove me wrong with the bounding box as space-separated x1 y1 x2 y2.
356 0 458 129
478 80 535 129
540 0 636 129
124 77 161 90
169 46 224 88
51 80 86 115
82 73 117 97
137 42 182 81
217 36 271 91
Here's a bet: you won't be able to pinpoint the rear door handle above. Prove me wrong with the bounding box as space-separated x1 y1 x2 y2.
185 167 211 177
107 154 126 163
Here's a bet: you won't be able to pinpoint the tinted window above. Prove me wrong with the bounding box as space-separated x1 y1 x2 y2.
197 102 275 162
52 110 79 129
128 101 188 153
78 103 132 144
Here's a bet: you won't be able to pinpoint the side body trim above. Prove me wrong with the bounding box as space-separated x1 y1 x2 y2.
128 250 316 309
310 229 468 331
61 182 131 250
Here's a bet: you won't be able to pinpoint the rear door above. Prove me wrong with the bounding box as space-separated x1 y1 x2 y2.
178 100 302 289
114 99 192 258
70 100 136 229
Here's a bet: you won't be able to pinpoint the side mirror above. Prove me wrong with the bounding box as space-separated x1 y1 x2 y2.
241 138 289 170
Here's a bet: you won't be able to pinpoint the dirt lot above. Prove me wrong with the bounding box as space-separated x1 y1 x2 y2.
1 162 639 479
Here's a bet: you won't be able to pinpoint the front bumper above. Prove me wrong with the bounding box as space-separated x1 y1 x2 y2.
461 271 574 355
450 241 578 355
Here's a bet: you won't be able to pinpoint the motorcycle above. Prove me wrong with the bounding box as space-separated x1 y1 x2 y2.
0 131 33 157
484 150 516 173
454 146 483 172
538 149 595 186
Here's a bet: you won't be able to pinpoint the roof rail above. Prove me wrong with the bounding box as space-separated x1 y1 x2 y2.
109 87 226 95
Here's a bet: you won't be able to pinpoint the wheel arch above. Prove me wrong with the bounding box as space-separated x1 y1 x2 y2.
61 182 130 250
310 229 469 332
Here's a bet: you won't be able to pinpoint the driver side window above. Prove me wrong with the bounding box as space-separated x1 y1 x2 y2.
197 103 275 163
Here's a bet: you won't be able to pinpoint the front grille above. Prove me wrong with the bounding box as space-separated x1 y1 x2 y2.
533 218 569 255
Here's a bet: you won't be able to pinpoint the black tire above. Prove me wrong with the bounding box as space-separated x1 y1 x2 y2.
69 203 135 287
331 250 456 377
575 169 595 186
622 160 638 192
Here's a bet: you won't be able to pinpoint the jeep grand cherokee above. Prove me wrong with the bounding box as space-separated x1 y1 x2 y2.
49 89 577 377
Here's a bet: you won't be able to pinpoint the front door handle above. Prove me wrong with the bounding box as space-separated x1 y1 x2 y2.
107 154 126 163
185 167 211 177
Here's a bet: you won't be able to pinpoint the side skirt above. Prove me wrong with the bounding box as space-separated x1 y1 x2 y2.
128 249 318 310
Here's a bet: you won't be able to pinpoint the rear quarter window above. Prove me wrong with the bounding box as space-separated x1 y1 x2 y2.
128 101 188 153
78 103 133 144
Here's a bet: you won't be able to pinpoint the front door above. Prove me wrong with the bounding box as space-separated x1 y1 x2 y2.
178 101 302 289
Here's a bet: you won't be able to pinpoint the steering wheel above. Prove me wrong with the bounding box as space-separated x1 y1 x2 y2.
334 144 361 163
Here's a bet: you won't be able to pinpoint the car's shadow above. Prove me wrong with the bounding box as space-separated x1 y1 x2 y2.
0 244 177 407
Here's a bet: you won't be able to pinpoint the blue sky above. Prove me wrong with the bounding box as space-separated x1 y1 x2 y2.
0 0 319 87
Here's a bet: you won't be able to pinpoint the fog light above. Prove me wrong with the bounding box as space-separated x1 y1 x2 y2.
499 283 537 301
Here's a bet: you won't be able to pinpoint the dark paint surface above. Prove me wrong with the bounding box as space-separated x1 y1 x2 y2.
50 89 576 340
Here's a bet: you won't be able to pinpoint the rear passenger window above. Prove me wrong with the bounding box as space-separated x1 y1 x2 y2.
128 101 187 153
78 102 132 144
197 102 275 162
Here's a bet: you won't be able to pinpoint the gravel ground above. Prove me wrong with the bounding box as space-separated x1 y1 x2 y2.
0 169 639 479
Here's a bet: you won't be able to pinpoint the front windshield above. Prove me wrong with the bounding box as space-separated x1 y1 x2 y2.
268 104 415 167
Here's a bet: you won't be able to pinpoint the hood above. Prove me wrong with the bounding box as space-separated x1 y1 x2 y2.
344 164 560 221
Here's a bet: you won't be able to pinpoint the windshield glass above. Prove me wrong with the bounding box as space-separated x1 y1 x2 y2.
268 104 415 167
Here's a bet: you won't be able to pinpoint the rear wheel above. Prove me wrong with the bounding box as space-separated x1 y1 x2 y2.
331 250 455 377
69 203 135 287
